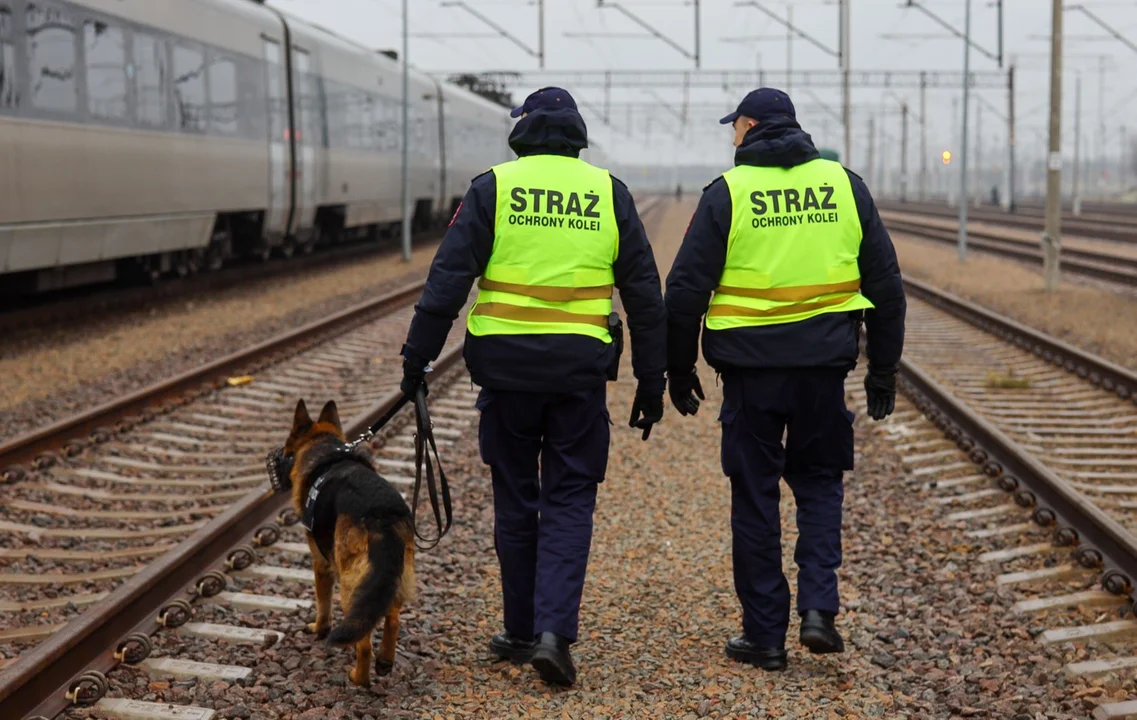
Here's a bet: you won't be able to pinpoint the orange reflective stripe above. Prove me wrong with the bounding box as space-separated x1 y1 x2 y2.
713 278 862 302
707 294 858 318
471 303 609 328
477 278 614 302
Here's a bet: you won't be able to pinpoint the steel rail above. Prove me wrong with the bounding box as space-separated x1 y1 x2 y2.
0 342 466 720
895 278 1137 614
903 277 1137 399
888 220 1137 286
0 230 443 336
898 363 1137 601
0 279 429 481
879 200 1137 245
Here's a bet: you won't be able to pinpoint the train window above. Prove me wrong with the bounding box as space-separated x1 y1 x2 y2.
0 6 16 111
239 56 266 140
208 54 237 136
26 2 77 114
0 43 16 110
172 44 206 132
263 39 286 142
84 21 127 121
134 33 167 128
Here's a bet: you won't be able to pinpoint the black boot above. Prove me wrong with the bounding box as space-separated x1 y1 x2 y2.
531 632 576 687
799 610 845 654
489 632 536 664
725 636 787 671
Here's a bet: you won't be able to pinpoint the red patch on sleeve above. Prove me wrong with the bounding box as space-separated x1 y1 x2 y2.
448 202 463 228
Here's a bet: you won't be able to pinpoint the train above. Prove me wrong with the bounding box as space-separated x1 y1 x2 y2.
0 0 526 294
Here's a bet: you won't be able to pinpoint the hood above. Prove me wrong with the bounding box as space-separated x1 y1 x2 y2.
508 108 589 158
734 116 820 169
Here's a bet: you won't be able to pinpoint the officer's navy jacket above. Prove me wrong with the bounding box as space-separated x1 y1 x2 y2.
403 108 667 395
665 118 907 375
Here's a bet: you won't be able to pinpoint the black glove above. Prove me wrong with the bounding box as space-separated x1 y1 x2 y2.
667 368 705 416
628 386 664 441
401 353 430 398
863 369 896 421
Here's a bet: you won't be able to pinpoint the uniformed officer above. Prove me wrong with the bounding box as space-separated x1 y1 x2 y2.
664 88 906 670
400 87 666 687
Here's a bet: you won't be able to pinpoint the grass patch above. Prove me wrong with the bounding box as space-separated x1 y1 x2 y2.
986 368 1032 389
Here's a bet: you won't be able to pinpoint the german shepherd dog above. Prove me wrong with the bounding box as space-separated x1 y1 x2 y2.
283 399 415 686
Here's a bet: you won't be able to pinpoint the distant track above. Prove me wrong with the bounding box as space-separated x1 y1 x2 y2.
879 200 1137 246
886 216 1137 288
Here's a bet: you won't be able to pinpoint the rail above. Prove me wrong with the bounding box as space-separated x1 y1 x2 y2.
0 342 466 720
0 280 429 480
897 278 1137 608
887 219 1137 287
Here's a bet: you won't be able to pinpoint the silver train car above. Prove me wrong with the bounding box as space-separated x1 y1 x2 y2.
0 0 512 293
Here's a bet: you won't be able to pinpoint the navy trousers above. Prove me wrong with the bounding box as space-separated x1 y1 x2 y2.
476 386 610 643
719 369 854 647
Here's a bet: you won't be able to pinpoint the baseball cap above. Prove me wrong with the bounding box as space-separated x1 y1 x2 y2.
510 86 578 118
719 87 796 125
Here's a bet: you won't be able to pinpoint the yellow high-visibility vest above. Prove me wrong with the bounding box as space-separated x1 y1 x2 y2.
707 159 875 330
467 155 619 343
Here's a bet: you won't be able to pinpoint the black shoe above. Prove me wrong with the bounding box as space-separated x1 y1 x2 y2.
725 636 788 671
530 632 576 687
489 632 536 664
799 609 845 654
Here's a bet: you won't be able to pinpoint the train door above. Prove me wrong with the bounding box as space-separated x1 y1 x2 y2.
291 47 318 237
262 38 290 239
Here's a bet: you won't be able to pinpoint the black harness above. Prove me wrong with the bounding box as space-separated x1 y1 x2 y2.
301 446 371 560
266 385 453 553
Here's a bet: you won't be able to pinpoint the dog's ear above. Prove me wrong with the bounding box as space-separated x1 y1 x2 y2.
291 399 314 434
317 400 341 430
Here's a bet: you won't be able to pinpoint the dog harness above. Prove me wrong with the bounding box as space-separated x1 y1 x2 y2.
301 447 372 561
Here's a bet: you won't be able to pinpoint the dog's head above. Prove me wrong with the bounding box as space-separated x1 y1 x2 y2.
285 398 346 456
266 399 346 498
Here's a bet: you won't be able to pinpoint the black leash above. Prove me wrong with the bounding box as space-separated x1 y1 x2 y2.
408 385 453 550
267 383 453 550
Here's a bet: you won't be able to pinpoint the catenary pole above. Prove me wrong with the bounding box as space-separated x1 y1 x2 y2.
1073 72 1082 216
1042 0 1063 291
841 0 851 165
920 72 927 201
958 0 972 261
1006 64 1015 211
901 101 909 202
400 0 412 262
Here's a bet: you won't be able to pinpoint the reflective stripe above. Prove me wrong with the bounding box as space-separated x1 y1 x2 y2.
714 278 862 302
707 160 873 330
471 302 609 328
707 294 858 318
477 278 614 302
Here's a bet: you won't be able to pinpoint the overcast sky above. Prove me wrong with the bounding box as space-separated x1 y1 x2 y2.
270 0 1137 187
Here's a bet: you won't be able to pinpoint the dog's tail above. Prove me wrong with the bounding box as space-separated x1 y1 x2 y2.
326 519 409 647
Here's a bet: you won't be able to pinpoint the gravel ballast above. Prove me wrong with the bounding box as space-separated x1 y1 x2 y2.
890 231 1137 373
56 199 1133 718
0 241 441 443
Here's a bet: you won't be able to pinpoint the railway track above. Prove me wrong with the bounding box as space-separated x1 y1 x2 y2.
884 216 1137 288
852 277 1137 718
878 200 1137 246
1 193 664 337
0 298 472 718
0 196 665 720
0 230 441 337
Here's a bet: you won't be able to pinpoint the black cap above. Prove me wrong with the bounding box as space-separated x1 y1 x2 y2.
720 87 796 125
510 86 578 118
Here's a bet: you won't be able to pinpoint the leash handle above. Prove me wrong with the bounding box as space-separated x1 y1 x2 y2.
347 391 413 450
410 385 453 550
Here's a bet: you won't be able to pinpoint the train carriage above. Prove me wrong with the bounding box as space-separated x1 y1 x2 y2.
0 0 512 294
